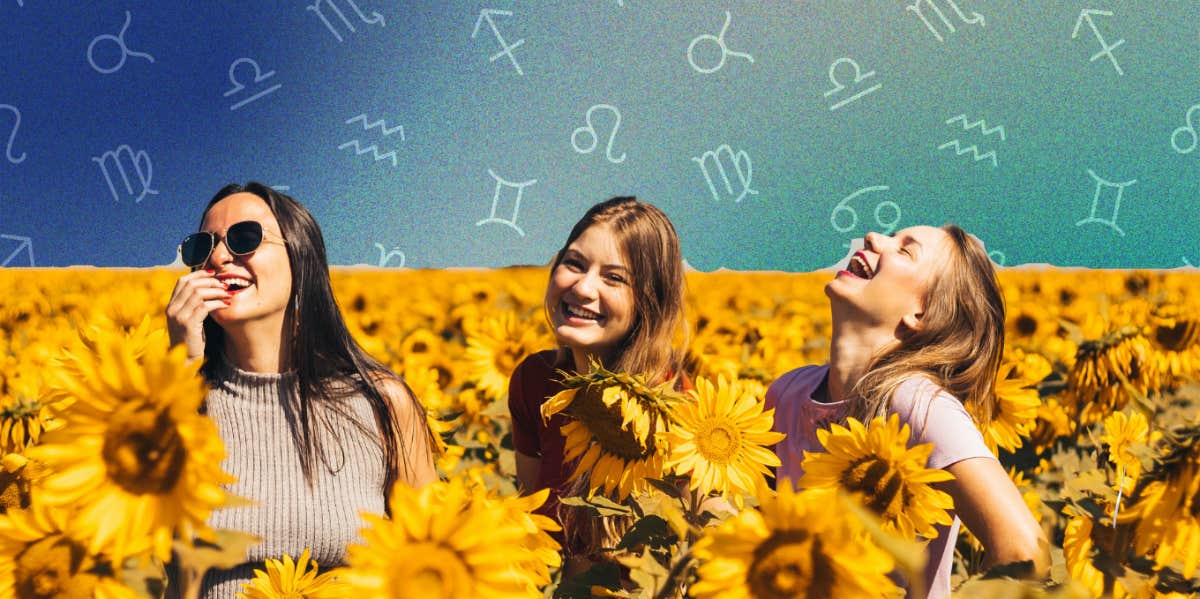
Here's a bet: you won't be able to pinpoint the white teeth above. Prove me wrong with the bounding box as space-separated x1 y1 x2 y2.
564 303 603 320
849 255 874 279
222 277 253 289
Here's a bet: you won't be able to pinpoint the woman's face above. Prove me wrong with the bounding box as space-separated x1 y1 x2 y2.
826 225 953 331
546 223 636 365
200 192 292 330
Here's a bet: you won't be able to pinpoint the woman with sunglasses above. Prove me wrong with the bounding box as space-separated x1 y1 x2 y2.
165 182 437 598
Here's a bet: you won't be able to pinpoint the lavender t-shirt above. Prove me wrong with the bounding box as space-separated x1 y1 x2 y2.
766 364 995 599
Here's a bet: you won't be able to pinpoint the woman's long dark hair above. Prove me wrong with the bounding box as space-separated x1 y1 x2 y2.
198 182 435 497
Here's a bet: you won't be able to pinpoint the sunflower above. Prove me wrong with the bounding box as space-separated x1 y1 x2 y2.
25 324 234 564
541 365 680 500
0 501 141 599
1028 398 1072 456
1123 428 1200 579
236 548 345 599
982 350 1048 454
462 311 548 401
1065 324 1158 427
664 375 784 508
0 374 61 455
800 414 955 540
1098 410 1149 494
339 478 560 599
690 485 897 599
1146 303 1200 385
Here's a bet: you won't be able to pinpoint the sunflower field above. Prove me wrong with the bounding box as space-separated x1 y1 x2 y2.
0 267 1198 598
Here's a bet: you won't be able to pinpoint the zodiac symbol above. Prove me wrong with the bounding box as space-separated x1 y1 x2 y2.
1171 104 1199 154
1072 9 1124 76
307 0 385 43
0 105 27 164
831 185 901 248
1183 256 1195 268
92 145 157 204
939 114 1006 167
0 234 33 267
339 114 404 167
571 104 626 164
823 58 881 111
374 243 406 268
87 11 155 75
476 169 536 237
906 0 984 43
472 9 525 76
687 11 754 74
224 58 282 111
988 250 1007 266
692 144 757 203
1076 168 1135 237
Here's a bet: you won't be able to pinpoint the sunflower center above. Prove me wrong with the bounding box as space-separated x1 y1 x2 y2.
1014 314 1038 337
568 386 658 459
1154 320 1199 352
842 457 905 518
391 545 470 598
747 530 833 599
102 402 187 495
14 535 94 599
696 420 740 464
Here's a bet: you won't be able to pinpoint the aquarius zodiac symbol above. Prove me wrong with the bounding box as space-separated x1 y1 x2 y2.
1076 169 1135 237
339 114 404 167
571 104 626 164
0 105 27 164
1171 104 1199 155
906 0 984 43
687 11 754 74
938 114 1006 167
374 243 406 268
92 145 157 204
307 0 385 43
87 10 155 75
476 169 536 237
831 185 901 249
0 235 33 267
1072 9 1124 76
472 9 525 75
224 58 282 111
823 58 881 111
692 144 757 203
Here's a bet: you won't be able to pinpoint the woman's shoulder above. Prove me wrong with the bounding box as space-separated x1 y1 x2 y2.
765 364 829 409
513 349 562 379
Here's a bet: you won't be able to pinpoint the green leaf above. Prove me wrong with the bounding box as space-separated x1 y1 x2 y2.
168 528 262 598
615 515 678 552
552 561 623 599
558 495 634 517
117 556 166 599
617 547 671 599
643 478 685 501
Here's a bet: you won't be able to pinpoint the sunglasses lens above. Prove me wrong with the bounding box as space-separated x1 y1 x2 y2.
226 221 264 255
180 233 212 267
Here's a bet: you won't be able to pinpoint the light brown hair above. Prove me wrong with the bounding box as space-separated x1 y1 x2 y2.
848 224 1005 426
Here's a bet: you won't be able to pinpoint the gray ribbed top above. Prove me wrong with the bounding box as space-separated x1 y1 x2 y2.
182 358 387 599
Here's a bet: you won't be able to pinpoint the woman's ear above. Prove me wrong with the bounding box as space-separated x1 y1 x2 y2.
901 310 924 334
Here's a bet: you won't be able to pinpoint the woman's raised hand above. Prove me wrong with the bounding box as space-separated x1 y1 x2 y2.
165 269 231 360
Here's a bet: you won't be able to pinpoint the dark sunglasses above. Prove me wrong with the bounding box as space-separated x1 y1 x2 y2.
178 220 285 267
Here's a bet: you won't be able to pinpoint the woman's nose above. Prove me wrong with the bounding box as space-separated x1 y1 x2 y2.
570 271 600 299
207 236 234 267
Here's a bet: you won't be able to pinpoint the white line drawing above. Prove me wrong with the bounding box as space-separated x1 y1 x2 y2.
1076 169 1135 237
692 144 757 203
1072 9 1124 76
224 58 282 111
0 234 33 267
374 243 406 267
87 10 155 75
687 11 754 74
1171 104 1199 154
307 0 385 43
938 114 1006 167
571 104 626 164
92 145 157 204
476 169 535 237
1185 256 1196 267
0 105 27 164
988 250 1007 266
472 9 525 76
339 114 404 167
824 57 881 111
906 0 984 43
831 185 901 248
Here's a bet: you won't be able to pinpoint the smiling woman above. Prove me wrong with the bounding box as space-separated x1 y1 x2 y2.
163 182 438 598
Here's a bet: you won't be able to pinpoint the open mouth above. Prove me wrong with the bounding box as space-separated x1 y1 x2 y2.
562 301 605 323
220 276 254 294
848 253 875 279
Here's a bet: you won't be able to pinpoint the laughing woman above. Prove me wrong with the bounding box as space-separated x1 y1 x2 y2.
164 182 437 598
766 226 1048 598
507 196 690 556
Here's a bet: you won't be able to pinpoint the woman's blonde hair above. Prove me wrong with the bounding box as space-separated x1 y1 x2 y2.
545 196 688 384
847 224 1005 427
